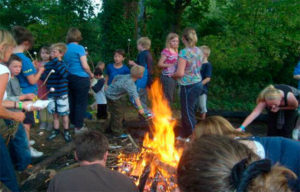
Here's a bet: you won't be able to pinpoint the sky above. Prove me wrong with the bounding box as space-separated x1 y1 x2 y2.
91 0 102 15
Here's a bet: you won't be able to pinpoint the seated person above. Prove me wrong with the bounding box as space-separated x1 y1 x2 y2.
47 130 138 192
177 135 296 192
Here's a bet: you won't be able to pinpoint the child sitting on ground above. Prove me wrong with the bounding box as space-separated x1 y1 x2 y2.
42 43 71 142
92 67 107 120
105 65 146 137
105 49 130 87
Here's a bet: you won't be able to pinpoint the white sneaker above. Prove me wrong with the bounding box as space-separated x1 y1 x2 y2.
30 147 43 158
29 140 35 145
74 126 88 135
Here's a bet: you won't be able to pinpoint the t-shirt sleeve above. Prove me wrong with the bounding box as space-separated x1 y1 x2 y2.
179 49 187 60
92 79 105 93
77 45 86 57
293 61 300 75
161 48 169 57
206 63 213 77
22 58 36 77
0 64 10 75
125 80 139 99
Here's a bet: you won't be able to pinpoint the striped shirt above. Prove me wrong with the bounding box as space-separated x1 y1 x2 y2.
42 58 68 97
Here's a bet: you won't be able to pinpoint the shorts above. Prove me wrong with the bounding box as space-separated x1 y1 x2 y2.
47 95 70 116
23 111 34 125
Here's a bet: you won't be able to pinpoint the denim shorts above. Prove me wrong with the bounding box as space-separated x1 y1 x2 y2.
47 95 70 116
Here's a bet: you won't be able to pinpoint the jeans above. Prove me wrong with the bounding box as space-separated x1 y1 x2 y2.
160 74 177 104
68 74 90 128
8 123 31 171
0 136 20 192
179 82 204 137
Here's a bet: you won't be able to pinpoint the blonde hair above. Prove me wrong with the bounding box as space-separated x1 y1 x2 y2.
200 45 211 57
256 85 282 103
194 116 251 139
178 135 296 192
166 33 179 50
130 65 145 78
51 43 67 54
96 61 105 68
182 27 198 47
66 28 82 43
0 29 16 61
137 37 151 50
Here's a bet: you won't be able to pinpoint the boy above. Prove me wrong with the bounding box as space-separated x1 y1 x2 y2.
105 49 130 86
12 26 45 157
42 43 71 142
128 37 153 115
92 67 107 120
105 65 146 137
197 45 212 120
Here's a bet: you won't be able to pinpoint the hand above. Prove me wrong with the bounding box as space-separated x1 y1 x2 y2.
33 60 39 68
12 111 25 122
38 65 45 73
24 93 36 101
138 108 145 115
89 73 94 79
128 60 135 66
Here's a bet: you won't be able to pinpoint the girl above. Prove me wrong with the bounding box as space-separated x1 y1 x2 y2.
172 28 204 138
239 84 299 138
158 33 179 105
37 46 53 130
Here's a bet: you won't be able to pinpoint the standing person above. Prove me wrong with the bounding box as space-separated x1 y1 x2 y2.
47 130 138 192
12 26 45 157
0 29 25 192
37 46 53 130
293 58 300 140
158 33 179 105
172 27 204 138
239 84 299 138
92 68 107 120
43 43 71 142
195 45 212 120
64 28 93 134
104 49 130 86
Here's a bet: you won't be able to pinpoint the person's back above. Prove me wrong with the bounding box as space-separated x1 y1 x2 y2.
48 164 137 192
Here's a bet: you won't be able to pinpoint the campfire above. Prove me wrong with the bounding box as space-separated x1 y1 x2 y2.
117 79 183 192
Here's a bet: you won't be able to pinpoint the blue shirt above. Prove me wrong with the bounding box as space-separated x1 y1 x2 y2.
200 62 212 94
64 43 88 77
135 50 153 89
105 64 130 85
41 58 68 97
15 53 38 94
293 60 300 89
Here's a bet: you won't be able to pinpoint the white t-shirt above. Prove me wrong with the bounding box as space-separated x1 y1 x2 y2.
0 64 11 100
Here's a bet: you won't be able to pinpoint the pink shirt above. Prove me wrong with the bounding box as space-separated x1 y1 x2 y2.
161 48 178 76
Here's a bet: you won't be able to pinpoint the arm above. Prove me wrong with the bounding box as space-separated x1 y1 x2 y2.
80 55 94 78
280 92 298 110
240 102 266 128
134 97 145 115
157 55 169 68
172 57 186 79
128 60 137 66
26 66 45 85
202 77 211 85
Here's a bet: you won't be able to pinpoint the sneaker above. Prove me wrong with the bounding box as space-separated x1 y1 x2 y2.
119 133 128 138
74 126 88 135
47 129 60 140
39 122 47 130
29 140 35 145
30 147 43 158
63 130 72 143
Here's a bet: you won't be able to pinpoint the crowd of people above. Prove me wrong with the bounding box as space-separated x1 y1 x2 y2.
0 25 299 192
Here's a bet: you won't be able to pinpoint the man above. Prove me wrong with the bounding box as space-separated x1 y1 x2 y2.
47 130 138 192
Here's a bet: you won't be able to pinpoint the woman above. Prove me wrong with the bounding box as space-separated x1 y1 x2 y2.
178 135 295 192
64 28 93 134
194 115 300 191
172 28 204 138
239 84 299 138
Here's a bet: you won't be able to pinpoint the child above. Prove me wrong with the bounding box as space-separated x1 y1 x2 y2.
196 45 212 120
96 61 105 71
5 54 42 164
42 43 71 142
158 33 179 105
12 26 45 157
293 58 300 140
105 49 130 86
92 67 107 120
128 37 153 110
37 46 53 130
105 65 146 137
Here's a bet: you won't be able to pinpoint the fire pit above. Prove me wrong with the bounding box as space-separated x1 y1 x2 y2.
117 80 183 192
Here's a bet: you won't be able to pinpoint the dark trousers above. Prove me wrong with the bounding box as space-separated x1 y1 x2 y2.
0 136 20 192
97 104 107 119
179 82 204 138
268 110 298 138
160 74 177 104
107 98 125 136
68 74 90 128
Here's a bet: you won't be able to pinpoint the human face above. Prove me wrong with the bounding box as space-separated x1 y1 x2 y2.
50 49 63 60
40 48 50 62
169 37 179 49
137 43 144 52
114 53 125 65
98 64 105 71
2 45 14 63
9 60 22 76
266 99 281 110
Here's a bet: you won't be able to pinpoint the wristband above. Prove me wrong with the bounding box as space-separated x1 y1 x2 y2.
239 125 246 131
137 105 143 110
18 102 23 110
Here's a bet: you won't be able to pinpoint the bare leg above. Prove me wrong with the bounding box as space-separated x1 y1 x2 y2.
53 113 60 129
62 115 69 130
